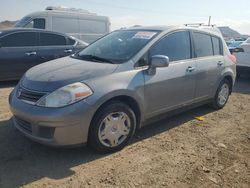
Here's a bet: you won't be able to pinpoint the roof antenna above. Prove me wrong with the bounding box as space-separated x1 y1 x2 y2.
208 16 211 26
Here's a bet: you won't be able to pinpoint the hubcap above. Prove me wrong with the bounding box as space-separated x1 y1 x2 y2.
98 112 131 147
218 83 229 106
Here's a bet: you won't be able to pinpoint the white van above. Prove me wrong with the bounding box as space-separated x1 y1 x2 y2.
14 6 110 43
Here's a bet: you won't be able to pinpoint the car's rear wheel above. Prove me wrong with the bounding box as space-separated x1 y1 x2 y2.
212 79 230 109
88 101 136 152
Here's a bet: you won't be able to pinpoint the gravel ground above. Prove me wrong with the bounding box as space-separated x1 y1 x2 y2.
0 77 249 188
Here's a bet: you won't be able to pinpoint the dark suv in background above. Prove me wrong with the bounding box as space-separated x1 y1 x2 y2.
0 28 88 81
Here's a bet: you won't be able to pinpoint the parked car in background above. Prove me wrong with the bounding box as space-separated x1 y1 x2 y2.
227 41 244 51
14 6 110 43
9 26 236 152
234 38 250 76
0 28 88 81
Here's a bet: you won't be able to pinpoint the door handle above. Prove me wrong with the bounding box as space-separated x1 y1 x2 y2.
217 61 223 66
64 49 73 53
25 52 37 56
186 66 195 72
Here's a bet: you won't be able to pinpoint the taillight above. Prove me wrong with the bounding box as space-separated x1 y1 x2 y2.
228 54 237 64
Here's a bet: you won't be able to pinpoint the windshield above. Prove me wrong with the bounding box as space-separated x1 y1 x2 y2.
77 30 160 64
15 16 31 27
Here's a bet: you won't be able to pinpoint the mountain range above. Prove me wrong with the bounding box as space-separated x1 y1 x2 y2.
0 20 17 29
218 26 249 39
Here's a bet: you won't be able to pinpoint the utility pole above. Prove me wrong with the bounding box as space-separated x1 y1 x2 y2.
208 16 211 26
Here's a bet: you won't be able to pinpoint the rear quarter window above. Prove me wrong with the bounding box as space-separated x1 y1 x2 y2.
68 38 76 45
193 32 213 58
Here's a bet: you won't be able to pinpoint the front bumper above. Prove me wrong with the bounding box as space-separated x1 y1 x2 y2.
9 87 95 146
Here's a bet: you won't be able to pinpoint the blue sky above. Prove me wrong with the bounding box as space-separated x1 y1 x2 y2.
1 0 250 34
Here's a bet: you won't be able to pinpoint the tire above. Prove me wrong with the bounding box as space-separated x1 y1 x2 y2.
236 73 241 79
88 101 136 152
211 79 231 110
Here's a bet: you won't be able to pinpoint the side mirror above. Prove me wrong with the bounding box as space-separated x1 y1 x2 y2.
148 55 169 75
229 47 244 53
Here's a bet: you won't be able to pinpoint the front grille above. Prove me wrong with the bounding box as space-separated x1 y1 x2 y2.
17 86 46 104
14 116 32 133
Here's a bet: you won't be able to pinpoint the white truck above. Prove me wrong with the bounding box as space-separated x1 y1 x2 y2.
14 6 110 43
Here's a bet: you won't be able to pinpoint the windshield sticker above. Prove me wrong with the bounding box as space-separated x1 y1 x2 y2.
132 32 157 39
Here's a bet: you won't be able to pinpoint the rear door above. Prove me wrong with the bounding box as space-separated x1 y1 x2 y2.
37 32 74 63
0 31 38 80
144 30 197 117
192 32 224 100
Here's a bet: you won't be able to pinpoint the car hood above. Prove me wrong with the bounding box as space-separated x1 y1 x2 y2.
21 56 118 92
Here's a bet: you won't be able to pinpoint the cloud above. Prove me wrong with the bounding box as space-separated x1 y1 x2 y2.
110 16 142 30
217 19 250 35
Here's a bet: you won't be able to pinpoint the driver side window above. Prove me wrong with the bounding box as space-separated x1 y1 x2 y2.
150 31 192 62
25 18 45 29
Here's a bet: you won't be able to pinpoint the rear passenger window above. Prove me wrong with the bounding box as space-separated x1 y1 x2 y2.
0 32 36 47
212 36 222 55
150 31 191 62
39 33 66 46
193 32 213 58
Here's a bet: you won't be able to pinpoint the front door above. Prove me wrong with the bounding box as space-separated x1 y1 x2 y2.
143 31 196 118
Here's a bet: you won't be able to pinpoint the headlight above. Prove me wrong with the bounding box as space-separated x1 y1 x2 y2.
37 82 93 108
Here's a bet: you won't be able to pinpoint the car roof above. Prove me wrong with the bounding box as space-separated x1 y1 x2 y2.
24 10 109 21
121 25 223 37
0 28 70 37
121 25 175 31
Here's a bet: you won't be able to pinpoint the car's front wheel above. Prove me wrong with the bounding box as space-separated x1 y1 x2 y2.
212 79 231 109
88 101 136 152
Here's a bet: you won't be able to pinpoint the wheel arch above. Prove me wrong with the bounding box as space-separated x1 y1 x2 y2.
215 71 235 96
88 94 143 137
224 75 233 94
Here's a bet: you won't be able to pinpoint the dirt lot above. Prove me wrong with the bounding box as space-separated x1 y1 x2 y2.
0 77 249 188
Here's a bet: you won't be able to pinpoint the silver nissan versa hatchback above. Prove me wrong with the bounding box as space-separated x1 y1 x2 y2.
9 26 236 152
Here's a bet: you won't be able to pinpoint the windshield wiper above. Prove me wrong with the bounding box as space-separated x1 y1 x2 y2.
78 54 114 64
